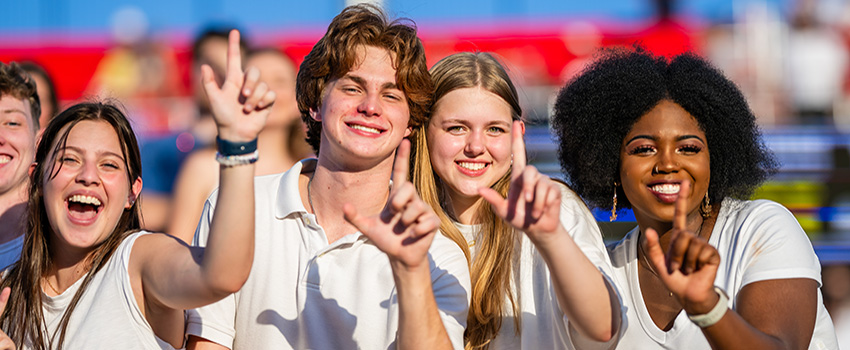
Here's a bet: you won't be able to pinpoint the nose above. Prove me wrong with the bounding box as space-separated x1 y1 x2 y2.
75 161 100 186
464 131 486 156
653 149 679 174
357 92 383 117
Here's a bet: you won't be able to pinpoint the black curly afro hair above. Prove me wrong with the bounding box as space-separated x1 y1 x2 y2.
552 46 777 210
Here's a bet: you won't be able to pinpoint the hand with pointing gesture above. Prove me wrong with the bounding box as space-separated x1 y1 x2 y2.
0 287 16 350
202 29 275 143
643 180 722 315
479 121 566 245
344 140 441 268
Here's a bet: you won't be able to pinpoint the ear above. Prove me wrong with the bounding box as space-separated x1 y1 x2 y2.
404 126 412 138
517 120 526 136
126 177 143 209
28 162 37 177
309 108 321 122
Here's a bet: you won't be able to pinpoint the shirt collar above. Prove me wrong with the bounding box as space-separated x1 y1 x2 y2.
275 158 316 219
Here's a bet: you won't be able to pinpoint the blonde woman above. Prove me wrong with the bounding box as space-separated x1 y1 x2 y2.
410 52 621 349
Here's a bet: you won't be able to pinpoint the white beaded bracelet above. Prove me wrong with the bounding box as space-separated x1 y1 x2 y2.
688 286 729 328
215 150 259 167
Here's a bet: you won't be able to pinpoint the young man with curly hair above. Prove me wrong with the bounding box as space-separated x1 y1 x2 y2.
186 5 469 350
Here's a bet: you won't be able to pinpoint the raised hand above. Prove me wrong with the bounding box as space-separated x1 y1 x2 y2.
343 140 441 268
479 121 564 244
643 180 722 314
0 287 16 350
201 29 275 143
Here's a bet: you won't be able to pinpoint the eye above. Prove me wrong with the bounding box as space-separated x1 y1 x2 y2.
342 86 361 94
61 156 78 164
446 125 465 134
487 126 507 134
678 144 703 155
627 145 656 155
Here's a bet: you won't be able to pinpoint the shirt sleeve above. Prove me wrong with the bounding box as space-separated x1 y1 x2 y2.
428 234 472 350
732 200 823 287
186 192 238 349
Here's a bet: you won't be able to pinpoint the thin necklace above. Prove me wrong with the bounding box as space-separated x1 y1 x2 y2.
44 277 61 295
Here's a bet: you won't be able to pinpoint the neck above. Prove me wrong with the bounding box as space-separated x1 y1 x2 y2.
305 153 395 243
635 210 707 254
0 183 28 244
46 241 95 294
256 126 298 172
446 190 485 225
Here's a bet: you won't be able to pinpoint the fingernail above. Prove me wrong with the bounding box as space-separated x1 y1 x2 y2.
670 262 680 274
245 104 253 111
243 89 251 95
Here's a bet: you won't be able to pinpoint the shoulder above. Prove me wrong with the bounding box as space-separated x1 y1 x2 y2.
716 198 801 239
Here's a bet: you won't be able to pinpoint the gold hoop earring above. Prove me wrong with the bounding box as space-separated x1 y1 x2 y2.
700 193 712 218
610 182 619 221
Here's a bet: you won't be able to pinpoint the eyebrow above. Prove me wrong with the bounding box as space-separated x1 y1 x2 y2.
1 108 28 116
61 146 126 162
625 134 706 145
342 74 400 91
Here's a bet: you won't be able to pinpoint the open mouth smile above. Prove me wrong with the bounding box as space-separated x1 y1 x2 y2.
66 194 104 224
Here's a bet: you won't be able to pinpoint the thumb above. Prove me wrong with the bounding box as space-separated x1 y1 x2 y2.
343 203 370 236
478 187 508 218
643 228 668 276
200 64 219 99
0 287 9 316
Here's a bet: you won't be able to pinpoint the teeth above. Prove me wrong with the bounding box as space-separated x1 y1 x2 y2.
350 124 381 134
458 162 486 171
68 195 102 206
0 155 9 164
651 183 680 194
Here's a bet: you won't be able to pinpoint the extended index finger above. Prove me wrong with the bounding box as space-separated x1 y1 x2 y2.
674 179 691 230
225 29 243 82
392 139 411 191
511 120 526 177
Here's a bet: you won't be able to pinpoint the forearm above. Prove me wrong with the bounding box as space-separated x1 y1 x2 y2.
534 226 618 342
699 310 789 350
200 163 255 295
392 261 454 350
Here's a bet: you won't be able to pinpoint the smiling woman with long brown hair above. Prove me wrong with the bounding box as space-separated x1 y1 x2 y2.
553 46 838 349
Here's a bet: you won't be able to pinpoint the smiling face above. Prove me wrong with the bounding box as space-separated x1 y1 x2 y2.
619 100 710 227
42 120 141 252
313 45 411 163
0 95 36 198
427 87 514 202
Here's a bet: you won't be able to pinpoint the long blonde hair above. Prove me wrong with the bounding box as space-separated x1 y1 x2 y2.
410 52 523 350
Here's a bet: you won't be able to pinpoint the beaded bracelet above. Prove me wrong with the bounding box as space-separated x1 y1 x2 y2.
216 136 258 156
216 150 259 167
687 286 729 328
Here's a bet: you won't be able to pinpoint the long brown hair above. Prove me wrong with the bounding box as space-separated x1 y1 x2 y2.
410 52 523 350
0 102 143 349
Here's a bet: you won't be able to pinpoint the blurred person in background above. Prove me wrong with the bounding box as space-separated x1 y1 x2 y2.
169 47 311 242
553 47 838 349
19 62 58 135
0 62 40 271
138 26 247 232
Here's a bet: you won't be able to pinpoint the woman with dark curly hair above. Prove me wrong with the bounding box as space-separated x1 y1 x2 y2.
552 47 838 349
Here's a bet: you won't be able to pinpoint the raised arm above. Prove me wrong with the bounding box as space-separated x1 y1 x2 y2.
133 29 274 310
343 140 457 350
479 120 620 342
644 180 818 349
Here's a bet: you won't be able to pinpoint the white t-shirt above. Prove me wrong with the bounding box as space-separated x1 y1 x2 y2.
457 183 619 350
0 234 23 271
186 159 471 350
26 231 177 350
607 198 838 349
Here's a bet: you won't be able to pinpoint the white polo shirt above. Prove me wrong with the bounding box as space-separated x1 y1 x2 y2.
186 159 471 349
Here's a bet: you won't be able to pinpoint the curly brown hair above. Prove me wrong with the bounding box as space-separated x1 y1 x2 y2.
295 3 433 154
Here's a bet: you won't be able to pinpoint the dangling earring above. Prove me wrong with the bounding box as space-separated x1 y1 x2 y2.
700 193 712 218
610 182 619 221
